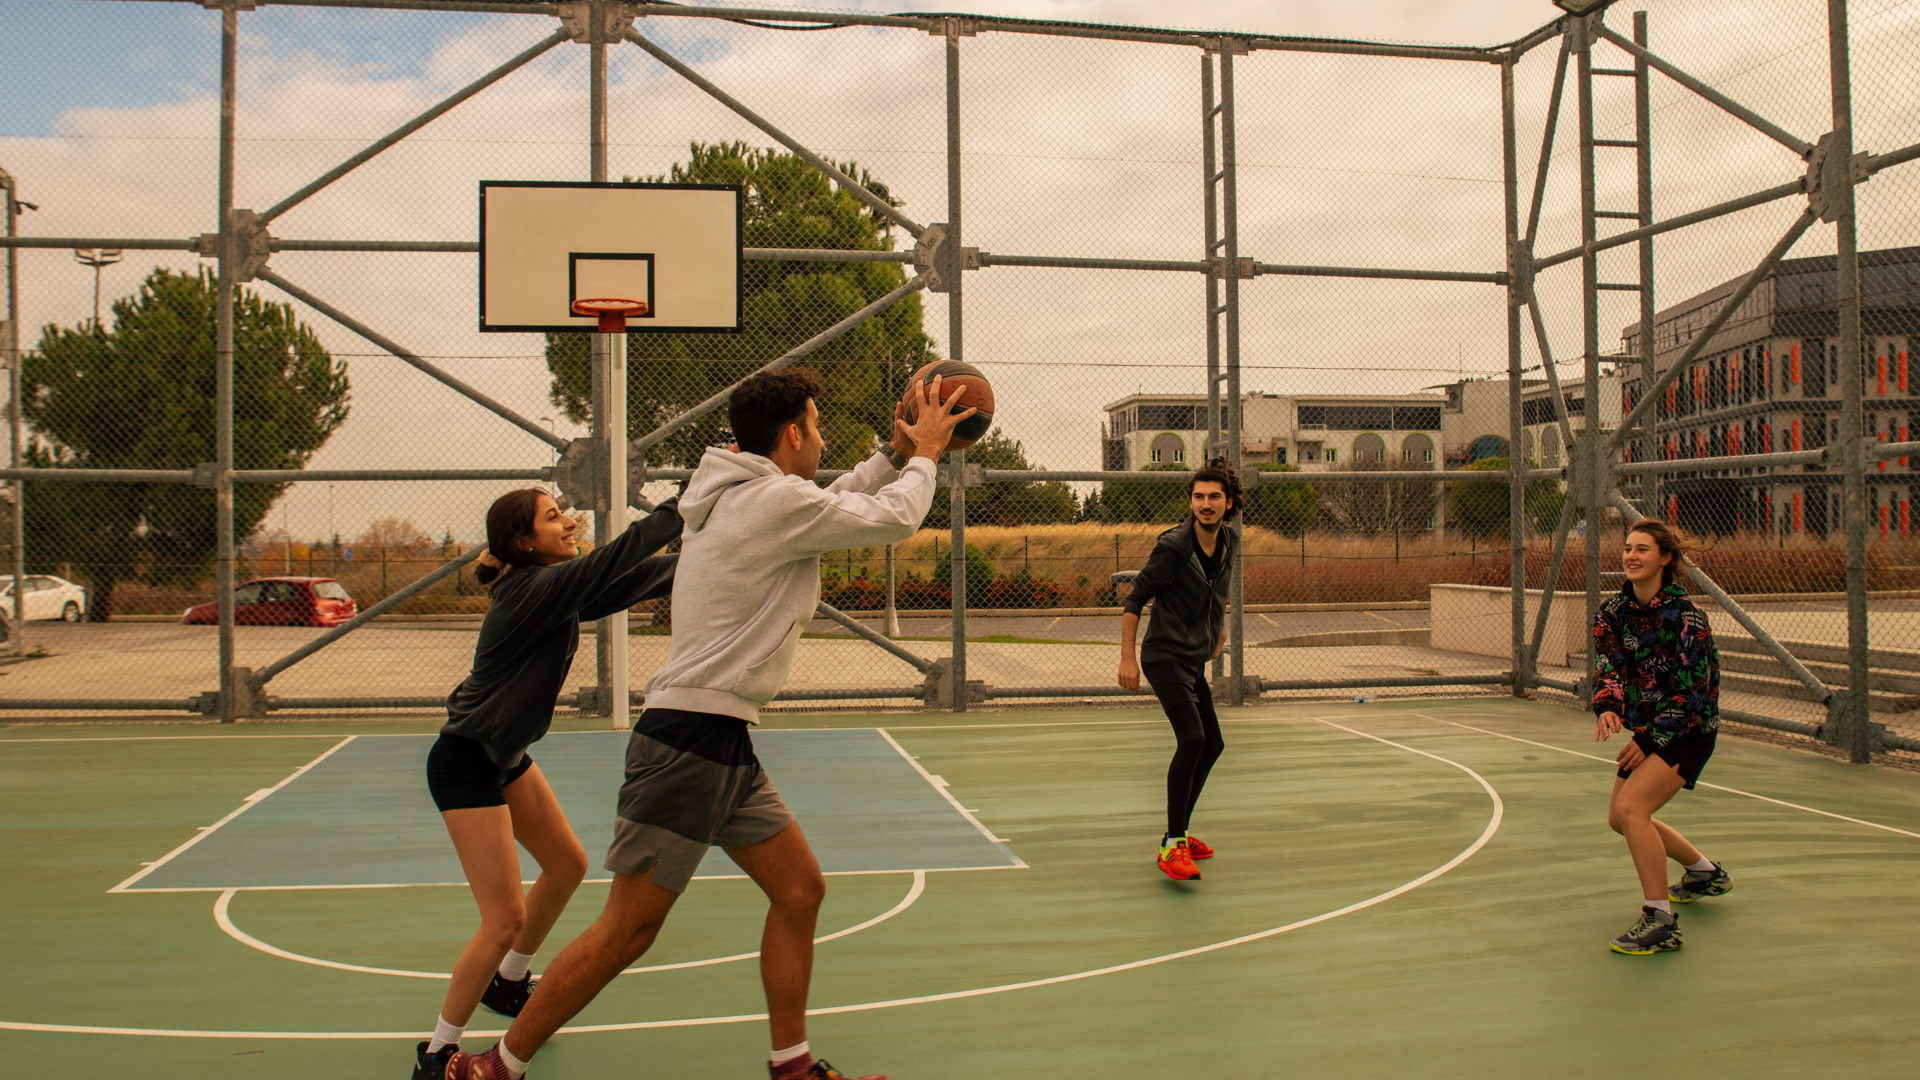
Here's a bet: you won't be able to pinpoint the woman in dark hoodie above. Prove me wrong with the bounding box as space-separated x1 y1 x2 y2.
1117 458 1240 882
412 489 680 1080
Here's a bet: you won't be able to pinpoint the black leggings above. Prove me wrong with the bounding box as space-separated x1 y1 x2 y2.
1144 659 1226 836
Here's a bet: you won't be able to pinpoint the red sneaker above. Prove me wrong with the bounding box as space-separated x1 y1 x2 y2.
1157 838 1201 881
444 1046 516 1080
772 1055 885 1080
1186 836 1214 860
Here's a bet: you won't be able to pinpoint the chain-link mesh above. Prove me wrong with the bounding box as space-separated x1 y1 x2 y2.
0 1 1914 761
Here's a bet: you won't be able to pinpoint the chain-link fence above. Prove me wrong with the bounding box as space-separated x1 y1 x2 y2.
0 0 1914 761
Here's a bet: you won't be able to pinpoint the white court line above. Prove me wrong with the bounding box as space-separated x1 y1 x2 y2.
874 726 1026 863
1416 713 1920 841
122 865 1007 894
3 716 1502 1040
209 871 928 980
107 737 358 893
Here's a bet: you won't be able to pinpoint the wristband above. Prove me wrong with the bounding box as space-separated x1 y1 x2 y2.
881 443 911 470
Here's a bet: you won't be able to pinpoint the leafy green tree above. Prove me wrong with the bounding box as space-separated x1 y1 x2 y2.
1243 463 1320 536
23 268 350 619
1449 457 1560 539
923 428 1076 528
931 542 996 598
1085 462 1191 524
545 142 937 470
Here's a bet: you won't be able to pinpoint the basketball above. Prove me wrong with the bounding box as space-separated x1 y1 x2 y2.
902 359 995 452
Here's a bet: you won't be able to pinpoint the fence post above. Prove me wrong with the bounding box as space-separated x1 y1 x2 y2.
2 167 24 654
1828 0 1874 762
214 3 239 722
945 20 967 713
1575 12 1604 698
1503 53 1528 696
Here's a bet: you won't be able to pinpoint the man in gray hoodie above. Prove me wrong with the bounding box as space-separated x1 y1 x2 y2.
455 368 973 1080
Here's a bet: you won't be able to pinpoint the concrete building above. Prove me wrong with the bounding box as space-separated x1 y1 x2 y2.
1621 244 1918 538
1099 372 1622 476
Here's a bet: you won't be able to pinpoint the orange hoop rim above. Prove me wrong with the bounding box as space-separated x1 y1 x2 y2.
571 297 649 316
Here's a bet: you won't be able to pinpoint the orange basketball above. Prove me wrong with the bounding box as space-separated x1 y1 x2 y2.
901 359 995 452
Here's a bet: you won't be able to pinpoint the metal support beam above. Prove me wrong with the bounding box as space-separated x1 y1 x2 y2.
1828 0 1873 763
257 29 569 226
629 275 928 454
1633 11 1658 510
216 4 239 722
1532 180 1804 273
1608 209 1818 446
1220 41 1246 705
1575 13 1603 698
2 167 24 655
1503 55 1527 697
1526 494 1577 678
1595 24 1814 158
1524 33 1571 250
248 546 487 690
256 269 569 450
814 601 935 673
945 21 967 713
623 29 925 239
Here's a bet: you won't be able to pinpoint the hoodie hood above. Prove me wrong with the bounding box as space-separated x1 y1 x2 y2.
678 448 785 533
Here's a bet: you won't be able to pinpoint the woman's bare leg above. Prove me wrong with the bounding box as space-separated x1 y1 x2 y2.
439 805 528 1026
502 763 589 957
1607 762 1691 903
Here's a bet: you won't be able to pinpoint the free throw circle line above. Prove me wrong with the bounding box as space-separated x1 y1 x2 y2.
2 718 1499 1039
210 871 927 980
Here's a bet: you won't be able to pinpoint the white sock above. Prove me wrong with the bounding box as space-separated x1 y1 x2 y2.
770 1041 811 1067
1644 898 1673 915
426 1015 464 1054
498 949 535 982
1684 856 1716 872
498 1040 530 1078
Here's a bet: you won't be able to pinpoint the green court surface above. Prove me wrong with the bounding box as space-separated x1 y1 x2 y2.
4 699 1918 1078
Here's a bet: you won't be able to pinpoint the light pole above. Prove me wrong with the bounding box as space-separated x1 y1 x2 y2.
72 248 123 331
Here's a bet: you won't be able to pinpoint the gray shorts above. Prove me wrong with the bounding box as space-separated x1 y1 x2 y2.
604 708 794 893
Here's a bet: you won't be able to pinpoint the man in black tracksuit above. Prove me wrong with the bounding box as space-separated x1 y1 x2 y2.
1117 458 1240 881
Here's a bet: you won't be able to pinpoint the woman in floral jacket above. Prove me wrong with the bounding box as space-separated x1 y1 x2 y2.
1591 518 1731 956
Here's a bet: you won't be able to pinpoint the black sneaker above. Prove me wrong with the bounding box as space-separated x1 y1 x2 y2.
1668 862 1733 903
414 1040 458 1080
1610 906 1683 955
479 972 536 1017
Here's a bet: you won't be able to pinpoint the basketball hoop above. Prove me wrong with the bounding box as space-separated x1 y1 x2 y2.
571 297 649 333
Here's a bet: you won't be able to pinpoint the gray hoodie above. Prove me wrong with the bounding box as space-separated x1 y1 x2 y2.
644 447 937 722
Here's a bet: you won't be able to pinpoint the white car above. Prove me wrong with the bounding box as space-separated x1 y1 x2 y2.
0 575 88 622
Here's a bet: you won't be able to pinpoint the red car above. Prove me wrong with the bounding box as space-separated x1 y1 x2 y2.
181 577 359 627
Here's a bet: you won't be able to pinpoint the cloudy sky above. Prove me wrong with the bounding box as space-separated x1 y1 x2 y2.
2 0 1914 543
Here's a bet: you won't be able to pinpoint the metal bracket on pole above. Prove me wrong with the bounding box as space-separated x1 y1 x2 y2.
934 461 983 488
551 437 600 510
1203 37 1249 55
922 658 986 708
1805 131 1874 224
913 223 977 293
558 1 636 44
1206 256 1256 279
198 210 271 283
192 462 218 489
1507 242 1534 307
199 1 257 9
929 16 977 40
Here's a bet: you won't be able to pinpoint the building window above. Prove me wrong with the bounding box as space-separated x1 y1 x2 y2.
1276 446 1288 465
1325 449 1339 463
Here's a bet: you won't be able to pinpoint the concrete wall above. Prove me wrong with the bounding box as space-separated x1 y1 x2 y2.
1430 584 1586 665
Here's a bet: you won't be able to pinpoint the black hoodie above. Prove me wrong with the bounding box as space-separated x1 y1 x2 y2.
439 500 682 767
1123 518 1236 668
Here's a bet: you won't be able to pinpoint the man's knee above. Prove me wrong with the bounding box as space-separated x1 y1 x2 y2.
769 869 826 915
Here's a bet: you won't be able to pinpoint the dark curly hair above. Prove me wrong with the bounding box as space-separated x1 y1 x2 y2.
729 367 827 456
1625 517 1709 589
1188 457 1242 521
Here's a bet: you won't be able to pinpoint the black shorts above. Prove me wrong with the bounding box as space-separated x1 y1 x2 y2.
1618 727 1717 789
426 733 535 812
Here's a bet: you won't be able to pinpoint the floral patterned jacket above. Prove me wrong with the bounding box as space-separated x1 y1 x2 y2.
1589 581 1720 747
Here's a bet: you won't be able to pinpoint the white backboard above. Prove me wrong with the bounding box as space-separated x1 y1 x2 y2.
479 181 742 334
